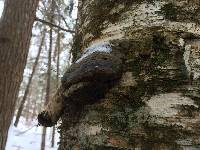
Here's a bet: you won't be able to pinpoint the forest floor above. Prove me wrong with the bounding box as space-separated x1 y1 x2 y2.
6 117 59 150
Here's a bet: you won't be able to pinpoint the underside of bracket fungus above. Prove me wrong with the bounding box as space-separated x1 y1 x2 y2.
38 42 123 127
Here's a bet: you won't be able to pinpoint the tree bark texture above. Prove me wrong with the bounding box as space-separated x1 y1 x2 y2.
39 0 200 149
58 0 200 149
0 0 39 149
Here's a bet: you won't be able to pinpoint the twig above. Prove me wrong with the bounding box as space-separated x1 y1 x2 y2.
35 17 75 33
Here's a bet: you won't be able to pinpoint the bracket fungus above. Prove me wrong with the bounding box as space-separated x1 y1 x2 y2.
38 42 123 127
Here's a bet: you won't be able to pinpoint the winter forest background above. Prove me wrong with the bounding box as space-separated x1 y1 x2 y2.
0 0 78 149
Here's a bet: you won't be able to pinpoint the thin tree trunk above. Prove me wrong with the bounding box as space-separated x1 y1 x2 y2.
31 84 38 120
53 30 61 62
39 87 45 114
0 0 39 149
14 30 46 127
40 28 52 150
51 2 61 144
51 126 56 147
51 28 61 147
41 1 55 150
31 96 37 121
25 87 32 123
41 127 47 150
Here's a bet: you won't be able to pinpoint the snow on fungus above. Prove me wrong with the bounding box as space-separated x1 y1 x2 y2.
76 42 112 63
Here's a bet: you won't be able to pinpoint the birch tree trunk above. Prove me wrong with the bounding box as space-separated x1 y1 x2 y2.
0 0 39 149
56 0 200 149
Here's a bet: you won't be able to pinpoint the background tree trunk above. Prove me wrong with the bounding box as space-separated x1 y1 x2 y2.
41 27 53 150
0 0 39 149
58 0 200 150
14 30 46 127
41 1 55 150
41 127 47 150
51 28 61 148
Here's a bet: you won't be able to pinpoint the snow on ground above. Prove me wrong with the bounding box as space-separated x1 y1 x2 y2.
6 117 59 150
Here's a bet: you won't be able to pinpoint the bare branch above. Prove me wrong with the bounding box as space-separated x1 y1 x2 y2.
35 17 75 33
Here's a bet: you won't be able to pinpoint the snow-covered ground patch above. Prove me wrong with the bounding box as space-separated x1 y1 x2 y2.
6 117 59 150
